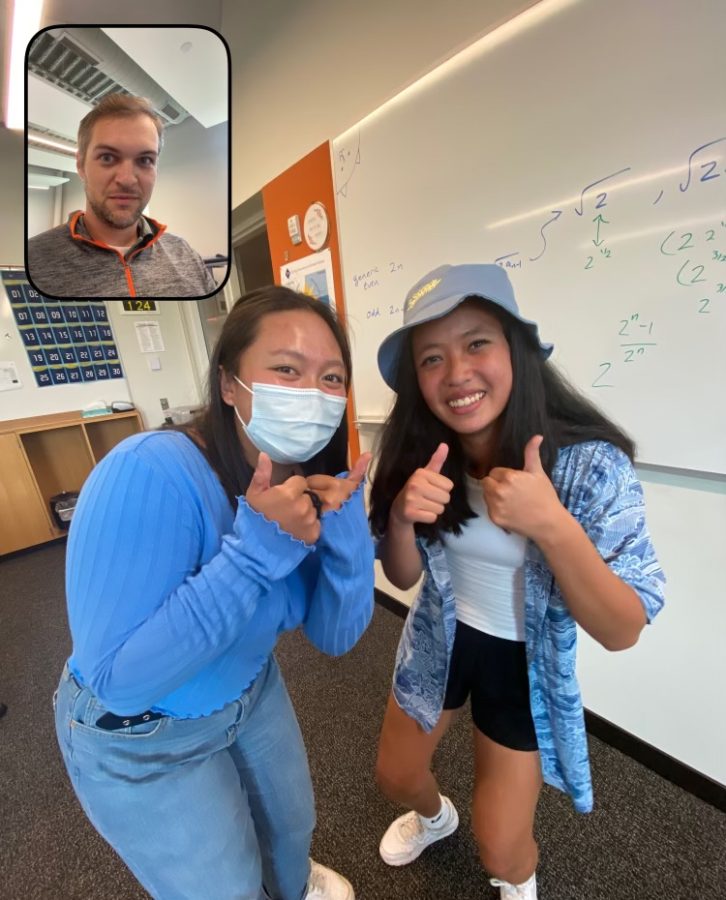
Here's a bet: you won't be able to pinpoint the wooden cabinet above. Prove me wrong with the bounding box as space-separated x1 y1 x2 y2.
0 409 143 555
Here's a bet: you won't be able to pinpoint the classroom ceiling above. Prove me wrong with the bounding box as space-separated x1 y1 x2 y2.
1 1 225 183
26 26 227 171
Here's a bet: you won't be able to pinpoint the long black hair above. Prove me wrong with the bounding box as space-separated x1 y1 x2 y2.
369 296 635 541
168 285 352 507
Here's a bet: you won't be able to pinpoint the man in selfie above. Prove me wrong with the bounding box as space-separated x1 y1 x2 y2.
27 93 216 299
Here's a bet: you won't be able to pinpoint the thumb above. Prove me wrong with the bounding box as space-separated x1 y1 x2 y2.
348 451 372 487
425 443 449 474
523 435 544 473
247 451 272 495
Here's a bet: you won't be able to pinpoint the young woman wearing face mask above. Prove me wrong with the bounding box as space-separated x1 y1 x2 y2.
53 286 374 900
368 265 666 900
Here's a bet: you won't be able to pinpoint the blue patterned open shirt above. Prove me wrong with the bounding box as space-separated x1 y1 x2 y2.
390 440 666 813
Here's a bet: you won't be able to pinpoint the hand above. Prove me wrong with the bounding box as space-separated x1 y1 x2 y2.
245 452 321 544
390 443 453 527
482 435 564 541
305 452 372 513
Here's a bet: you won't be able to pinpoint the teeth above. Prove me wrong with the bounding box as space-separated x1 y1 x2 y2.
448 392 484 408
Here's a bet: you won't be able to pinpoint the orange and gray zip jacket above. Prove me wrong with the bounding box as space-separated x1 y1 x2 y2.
26 212 217 299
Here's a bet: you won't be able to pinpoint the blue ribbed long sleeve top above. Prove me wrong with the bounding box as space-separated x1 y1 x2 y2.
65 430 375 717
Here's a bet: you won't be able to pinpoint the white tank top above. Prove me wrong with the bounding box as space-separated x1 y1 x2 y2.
441 474 526 641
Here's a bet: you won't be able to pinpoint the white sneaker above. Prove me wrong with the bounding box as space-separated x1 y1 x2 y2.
490 871 537 899
379 795 459 866
303 859 354 900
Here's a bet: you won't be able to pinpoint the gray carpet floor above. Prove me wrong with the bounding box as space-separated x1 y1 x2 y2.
1 541 725 899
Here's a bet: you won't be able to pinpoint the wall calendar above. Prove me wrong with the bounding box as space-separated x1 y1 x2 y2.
1 270 124 388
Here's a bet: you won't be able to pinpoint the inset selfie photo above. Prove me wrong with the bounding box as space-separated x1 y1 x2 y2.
25 25 229 299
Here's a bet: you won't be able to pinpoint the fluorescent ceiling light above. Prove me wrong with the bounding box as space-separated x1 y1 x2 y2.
28 172 69 187
3 0 44 130
28 147 78 174
27 133 77 154
28 185 49 190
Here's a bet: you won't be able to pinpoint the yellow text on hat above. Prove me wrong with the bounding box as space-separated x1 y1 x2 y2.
405 277 441 313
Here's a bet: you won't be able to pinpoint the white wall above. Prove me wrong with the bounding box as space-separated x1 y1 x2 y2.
0 286 203 428
41 1 222 30
577 469 726 785
60 174 85 221
0 129 25 263
105 302 202 428
27 189 55 236
152 118 228 260
0 285 134 417
223 0 540 205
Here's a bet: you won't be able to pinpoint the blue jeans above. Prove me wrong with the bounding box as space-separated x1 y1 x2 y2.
54 656 315 900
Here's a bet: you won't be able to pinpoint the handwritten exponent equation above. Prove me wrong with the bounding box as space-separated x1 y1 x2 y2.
619 314 656 362
574 169 624 271
677 138 726 194
584 212 613 270
660 219 726 314
494 135 726 271
493 166 631 269
592 314 658 388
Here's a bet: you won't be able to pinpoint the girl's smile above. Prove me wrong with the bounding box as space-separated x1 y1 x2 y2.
412 300 512 444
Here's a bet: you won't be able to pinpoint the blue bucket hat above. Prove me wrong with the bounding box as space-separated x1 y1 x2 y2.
377 263 553 389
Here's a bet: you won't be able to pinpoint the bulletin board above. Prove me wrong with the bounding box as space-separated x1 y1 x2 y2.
332 0 726 474
1 270 124 387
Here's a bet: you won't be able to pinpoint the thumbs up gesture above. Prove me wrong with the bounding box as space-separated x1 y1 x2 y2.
245 452 321 544
246 449 273 498
390 443 454 527
305 452 373 513
482 435 562 541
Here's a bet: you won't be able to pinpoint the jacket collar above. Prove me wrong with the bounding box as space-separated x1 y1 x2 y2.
68 210 168 255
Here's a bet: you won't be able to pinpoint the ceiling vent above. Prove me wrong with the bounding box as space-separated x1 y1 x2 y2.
27 28 190 127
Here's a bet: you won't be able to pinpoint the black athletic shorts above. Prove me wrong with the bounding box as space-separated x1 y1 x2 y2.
443 619 538 752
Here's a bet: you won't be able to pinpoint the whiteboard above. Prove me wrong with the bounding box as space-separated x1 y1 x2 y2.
333 0 726 474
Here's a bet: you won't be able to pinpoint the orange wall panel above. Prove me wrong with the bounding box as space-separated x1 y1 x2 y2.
262 142 360 460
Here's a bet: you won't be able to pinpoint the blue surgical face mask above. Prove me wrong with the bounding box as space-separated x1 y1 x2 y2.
233 376 347 464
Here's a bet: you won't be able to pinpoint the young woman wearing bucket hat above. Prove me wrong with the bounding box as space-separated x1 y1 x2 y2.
369 264 665 899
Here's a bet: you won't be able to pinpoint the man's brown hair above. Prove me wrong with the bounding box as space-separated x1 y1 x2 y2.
77 93 164 164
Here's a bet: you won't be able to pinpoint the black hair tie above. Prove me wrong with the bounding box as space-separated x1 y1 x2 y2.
303 489 323 519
